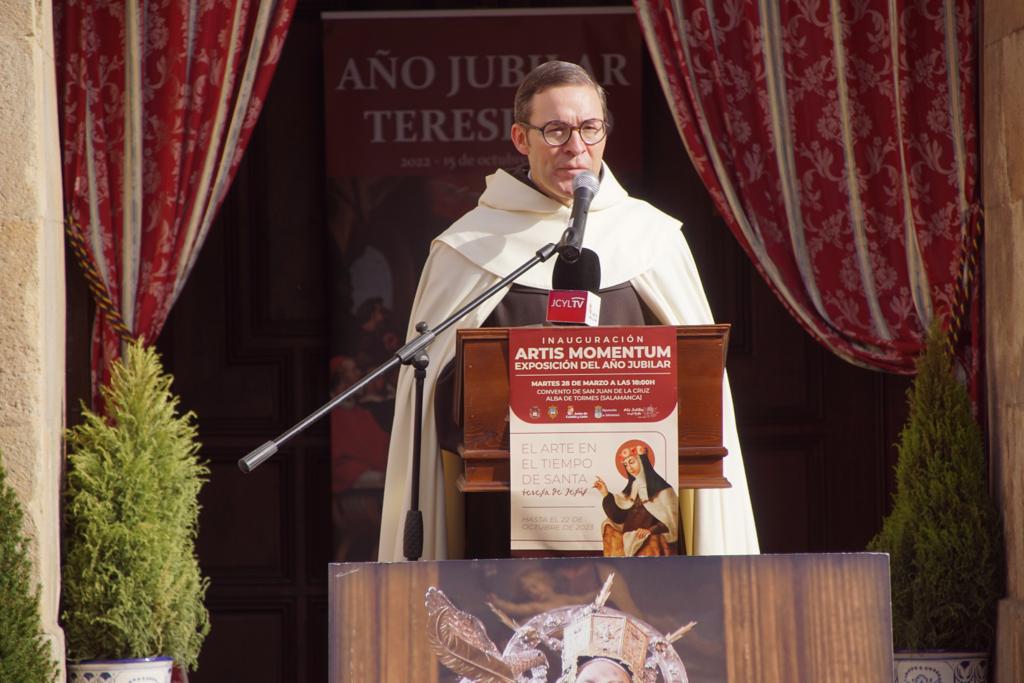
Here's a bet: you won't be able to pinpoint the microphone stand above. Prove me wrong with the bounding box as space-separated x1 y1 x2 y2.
238 242 559 561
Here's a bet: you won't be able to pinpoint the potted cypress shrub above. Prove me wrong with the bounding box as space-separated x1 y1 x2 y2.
868 322 1004 683
0 455 58 682
63 341 210 682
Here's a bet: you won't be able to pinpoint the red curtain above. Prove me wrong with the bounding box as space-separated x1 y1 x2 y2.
635 0 981 379
56 0 296 404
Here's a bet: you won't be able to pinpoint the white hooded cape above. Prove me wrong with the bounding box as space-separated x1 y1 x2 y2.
378 164 760 561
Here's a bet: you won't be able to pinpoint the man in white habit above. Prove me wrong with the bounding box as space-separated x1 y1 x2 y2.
378 60 759 561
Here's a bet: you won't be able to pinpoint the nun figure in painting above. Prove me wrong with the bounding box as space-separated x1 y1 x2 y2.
593 444 679 557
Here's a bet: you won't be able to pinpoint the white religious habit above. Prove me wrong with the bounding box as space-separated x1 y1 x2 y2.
377 163 760 561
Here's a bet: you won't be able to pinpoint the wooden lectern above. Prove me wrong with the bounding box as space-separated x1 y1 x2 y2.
452 325 734 493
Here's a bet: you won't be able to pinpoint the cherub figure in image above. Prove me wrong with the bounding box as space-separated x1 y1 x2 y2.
487 565 645 624
487 568 597 620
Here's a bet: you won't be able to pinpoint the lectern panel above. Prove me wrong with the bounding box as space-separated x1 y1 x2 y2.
455 325 734 491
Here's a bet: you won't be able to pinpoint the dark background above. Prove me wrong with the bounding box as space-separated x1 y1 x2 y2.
65 2 911 681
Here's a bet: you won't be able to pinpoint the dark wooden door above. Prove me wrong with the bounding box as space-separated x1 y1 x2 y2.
140 2 911 681
155 9 333 681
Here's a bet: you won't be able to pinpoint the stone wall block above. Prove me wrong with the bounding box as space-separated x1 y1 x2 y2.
0 220 44 427
0 37 41 222
983 203 1015 359
1001 402 1024 599
985 0 1024 48
0 0 66 677
0 0 36 40
996 599 1024 683
982 41 1009 209
1002 32 1024 203
983 6 1024 681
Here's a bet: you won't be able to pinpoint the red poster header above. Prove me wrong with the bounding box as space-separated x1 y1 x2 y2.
509 326 678 424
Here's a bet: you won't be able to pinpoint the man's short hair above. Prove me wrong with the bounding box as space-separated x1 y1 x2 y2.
513 61 608 124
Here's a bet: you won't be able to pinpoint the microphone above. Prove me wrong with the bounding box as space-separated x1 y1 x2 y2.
558 171 600 263
552 247 601 292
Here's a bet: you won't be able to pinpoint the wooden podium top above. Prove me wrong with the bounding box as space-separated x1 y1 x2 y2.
453 325 733 492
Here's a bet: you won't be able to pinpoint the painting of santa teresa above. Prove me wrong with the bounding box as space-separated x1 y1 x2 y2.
593 441 680 557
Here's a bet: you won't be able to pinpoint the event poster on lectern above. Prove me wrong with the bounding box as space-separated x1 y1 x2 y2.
509 326 679 553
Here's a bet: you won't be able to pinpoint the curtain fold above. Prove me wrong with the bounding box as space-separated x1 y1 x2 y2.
56 0 296 404
634 0 981 380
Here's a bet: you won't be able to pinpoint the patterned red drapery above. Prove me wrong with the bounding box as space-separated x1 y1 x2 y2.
634 0 980 378
56 0 296 405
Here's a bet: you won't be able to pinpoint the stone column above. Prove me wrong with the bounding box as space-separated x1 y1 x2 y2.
983 2 1024 682
0 0 67 678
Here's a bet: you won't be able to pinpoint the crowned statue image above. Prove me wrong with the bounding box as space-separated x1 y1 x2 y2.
593 441 680 557
425 573 695 683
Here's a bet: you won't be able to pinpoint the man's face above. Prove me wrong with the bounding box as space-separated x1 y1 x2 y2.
511 84 607 204
576 657 632 683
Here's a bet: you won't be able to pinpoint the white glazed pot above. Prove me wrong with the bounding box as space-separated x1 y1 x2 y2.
68 656 173 683
893 651 987 683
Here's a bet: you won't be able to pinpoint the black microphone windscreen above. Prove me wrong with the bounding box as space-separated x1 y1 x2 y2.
552 248 601 293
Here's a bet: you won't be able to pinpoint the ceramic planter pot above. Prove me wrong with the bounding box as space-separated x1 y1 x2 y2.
68 656 173 683
893 651 987 683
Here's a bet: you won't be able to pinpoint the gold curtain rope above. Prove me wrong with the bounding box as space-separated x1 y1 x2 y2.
64 212 135 343
946 203 983 355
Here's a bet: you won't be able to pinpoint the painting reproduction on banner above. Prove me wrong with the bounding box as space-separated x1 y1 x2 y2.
330 556 728 683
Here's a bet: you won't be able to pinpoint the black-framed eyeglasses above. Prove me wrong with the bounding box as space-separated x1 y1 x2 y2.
518 118 610 146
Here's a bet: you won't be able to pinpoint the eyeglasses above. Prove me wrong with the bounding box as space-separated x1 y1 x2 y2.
517 118 609 146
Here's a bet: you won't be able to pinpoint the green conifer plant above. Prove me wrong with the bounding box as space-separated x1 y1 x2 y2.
62 341 210 670
0 456 58 682
868 322 1004 651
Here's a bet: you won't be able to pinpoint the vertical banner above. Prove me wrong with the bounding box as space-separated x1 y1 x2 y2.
322 9 644 561
509 326 679 555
